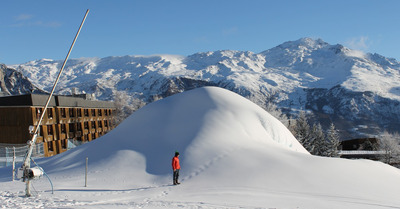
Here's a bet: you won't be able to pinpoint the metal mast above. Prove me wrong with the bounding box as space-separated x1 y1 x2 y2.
22 9 89 197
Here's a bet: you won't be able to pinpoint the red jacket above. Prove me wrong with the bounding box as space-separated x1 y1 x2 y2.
172 156 180 170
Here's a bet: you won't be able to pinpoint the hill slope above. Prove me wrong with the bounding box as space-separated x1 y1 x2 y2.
0 87 399 208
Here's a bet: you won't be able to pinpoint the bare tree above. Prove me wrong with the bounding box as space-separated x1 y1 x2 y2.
113 91 146 126
378 131 400 165
264 102 289 127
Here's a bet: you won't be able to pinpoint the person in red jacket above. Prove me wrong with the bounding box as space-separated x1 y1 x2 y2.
172 151 181 185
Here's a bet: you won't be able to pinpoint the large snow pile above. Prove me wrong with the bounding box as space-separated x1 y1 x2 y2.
0 87 399 209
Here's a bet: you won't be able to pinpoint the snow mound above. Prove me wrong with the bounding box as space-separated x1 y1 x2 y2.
40 86 308 176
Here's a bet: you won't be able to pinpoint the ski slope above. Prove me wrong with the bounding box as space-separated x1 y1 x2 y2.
0 87 399 209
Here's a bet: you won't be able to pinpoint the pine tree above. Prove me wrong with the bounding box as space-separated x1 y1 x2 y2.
326 123 341 157
293 111 311 150
309 123 326 156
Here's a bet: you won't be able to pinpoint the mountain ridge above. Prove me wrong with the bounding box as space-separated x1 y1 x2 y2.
5 37 400 139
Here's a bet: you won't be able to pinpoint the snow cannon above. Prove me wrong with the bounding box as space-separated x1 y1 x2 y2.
17 167 44 180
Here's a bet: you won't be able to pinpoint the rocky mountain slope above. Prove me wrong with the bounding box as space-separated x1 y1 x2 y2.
0 64 44 96
7 38 400 139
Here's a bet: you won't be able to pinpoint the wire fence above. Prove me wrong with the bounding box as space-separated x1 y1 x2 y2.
339 150 386 155
0 143 44 168
0 139 87 168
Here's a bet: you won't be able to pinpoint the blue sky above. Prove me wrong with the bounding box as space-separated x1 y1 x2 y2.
1 0 399 65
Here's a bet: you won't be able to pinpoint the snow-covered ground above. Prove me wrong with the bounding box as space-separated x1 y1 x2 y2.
1 87 399 209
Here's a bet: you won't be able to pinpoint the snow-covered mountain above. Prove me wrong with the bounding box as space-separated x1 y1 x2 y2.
9 37 400 139
0 64 44 96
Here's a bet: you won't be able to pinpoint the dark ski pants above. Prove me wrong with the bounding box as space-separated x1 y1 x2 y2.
173 169 180 184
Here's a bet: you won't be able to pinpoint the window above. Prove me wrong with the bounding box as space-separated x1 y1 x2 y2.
98 121 103 128
104 120 108 127
98 109 102 116
61 124 66 134
84 109 89 117
105 109 108 116
77 109 82 117
47 125 53 135
36 108 42 119
48 141 54 152
91 121 96 129
77 123 82 131
84 122 89 130
69 108 75 117
92 133 96 140
61 108 66 118
91 109 96 116
69 123 75 132
47 109 53 119
61 139 67 149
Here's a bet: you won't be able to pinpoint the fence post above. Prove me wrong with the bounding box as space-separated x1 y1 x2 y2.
12 147 16 181
5 147 9 167
85 157 88 187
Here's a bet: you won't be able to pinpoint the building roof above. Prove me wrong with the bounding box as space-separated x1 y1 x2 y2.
0 94 115 108
340 138 378 151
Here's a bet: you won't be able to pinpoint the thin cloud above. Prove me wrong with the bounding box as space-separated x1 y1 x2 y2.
15 14 33 21
194 36 209 44
32 20 61 27
222 26 239 36
345 36 370 51
11 14 61 28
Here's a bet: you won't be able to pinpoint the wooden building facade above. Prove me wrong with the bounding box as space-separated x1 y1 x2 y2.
0 94 115 157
